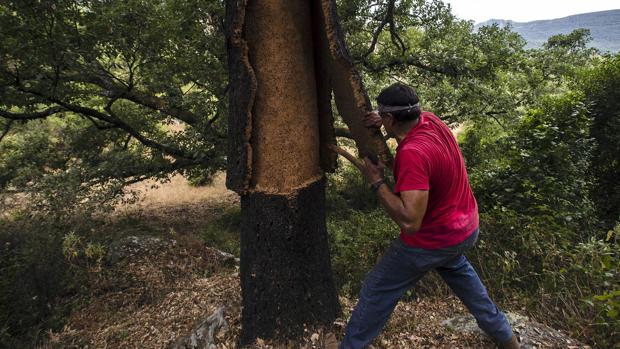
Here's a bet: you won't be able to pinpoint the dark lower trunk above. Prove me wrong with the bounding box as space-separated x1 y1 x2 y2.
239 178 340 345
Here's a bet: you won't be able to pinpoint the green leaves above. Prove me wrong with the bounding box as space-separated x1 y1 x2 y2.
0 0 227 214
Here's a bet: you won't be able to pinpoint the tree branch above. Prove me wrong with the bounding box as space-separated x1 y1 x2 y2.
334 126 352 139
116 158 203 186
363 0 405 57
13 85 199 162
364 6 390 57
0 106 65 120
78 66 203 125
0 120 13 143
361 56 457 76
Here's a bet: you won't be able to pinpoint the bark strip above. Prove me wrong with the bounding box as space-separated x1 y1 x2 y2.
315 0 393 167
225 0 256 194
311 0 338 173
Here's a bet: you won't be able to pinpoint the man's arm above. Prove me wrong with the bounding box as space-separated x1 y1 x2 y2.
375 186 428 234
329 145 428 234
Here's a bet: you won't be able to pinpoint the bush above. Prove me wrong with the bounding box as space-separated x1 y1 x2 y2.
470 216 619 347
328 208 396 295
326 160 389 294
578 55 620 228
0 217 82 347
460 88 617 347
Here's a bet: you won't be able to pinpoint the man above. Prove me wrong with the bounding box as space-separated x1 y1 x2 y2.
330 83 520 349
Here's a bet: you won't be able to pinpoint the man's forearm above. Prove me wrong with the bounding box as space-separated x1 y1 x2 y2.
375 183 418 233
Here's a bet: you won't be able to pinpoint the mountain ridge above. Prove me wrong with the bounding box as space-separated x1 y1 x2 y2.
474 9 620 52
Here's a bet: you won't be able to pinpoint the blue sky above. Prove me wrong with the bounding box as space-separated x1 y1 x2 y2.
443 0 620 23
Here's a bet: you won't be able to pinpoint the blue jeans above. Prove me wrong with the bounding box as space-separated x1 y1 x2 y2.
340 229 513 349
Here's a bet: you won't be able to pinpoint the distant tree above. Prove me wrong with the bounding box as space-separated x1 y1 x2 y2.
545 28 592 51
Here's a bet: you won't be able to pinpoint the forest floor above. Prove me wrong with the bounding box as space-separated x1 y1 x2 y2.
38 174 587 348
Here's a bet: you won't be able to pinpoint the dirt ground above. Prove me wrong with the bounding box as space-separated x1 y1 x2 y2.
110 172 239 235
39 231 497 349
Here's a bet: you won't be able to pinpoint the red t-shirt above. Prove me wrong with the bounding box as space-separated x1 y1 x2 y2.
393 111 478 249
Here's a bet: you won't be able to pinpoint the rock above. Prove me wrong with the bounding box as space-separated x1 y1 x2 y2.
169 306 229 349
106 235 169 265
204 246 239 266
442 311 590 348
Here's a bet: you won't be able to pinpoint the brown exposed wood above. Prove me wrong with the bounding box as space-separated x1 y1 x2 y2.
245 0 322 192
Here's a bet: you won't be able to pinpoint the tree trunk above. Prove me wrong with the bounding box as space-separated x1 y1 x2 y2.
226 0 339 344
239 179 339 343
225 0 391 344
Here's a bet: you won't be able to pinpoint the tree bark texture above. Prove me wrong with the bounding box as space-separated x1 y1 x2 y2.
225 0 392 344
239 178 339 344
313 0 393 166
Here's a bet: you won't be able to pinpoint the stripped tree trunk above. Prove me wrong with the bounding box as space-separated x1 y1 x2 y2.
225 0 391 344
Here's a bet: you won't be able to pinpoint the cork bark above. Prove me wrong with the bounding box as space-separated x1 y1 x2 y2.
225 0 255 193
239 178 339 344
315 0 393 166
225 0 340 344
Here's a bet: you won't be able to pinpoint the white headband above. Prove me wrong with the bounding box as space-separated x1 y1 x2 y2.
377 102 420 114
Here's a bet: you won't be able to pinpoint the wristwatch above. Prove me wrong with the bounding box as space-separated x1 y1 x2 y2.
370 179 385 192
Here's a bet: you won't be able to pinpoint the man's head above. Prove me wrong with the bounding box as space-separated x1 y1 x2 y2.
376 83 421 137
377 83 421 121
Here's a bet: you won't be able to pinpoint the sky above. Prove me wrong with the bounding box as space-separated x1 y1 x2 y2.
443 0 620 23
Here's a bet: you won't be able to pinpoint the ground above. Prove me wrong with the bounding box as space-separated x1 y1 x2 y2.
38 174 587 348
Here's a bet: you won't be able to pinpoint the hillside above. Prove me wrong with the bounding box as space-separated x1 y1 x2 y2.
34 176 587 349
475 9 620 52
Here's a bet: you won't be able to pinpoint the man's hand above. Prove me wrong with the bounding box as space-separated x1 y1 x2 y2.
362 156 385 184
363 111 382 128
329 145 427 234
329 145 384 184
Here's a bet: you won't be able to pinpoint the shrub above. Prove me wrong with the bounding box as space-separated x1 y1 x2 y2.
0 217 82 347
578 55 620 228
327 208 396 295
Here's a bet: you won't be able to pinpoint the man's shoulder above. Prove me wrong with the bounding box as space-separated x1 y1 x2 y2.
421 111 439 119
396 145 428 163
421 111 449 128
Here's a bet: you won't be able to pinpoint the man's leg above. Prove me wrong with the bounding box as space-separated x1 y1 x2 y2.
340 242 426 349
436 255 514 343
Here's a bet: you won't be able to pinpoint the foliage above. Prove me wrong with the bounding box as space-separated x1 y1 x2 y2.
326 161 394 295
458 62 619 347
62 231 107 267
470 215 619 347
0 0 227 212
338 0 528 125
466 93 596 231
577 55 620 228
0 216 83 347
